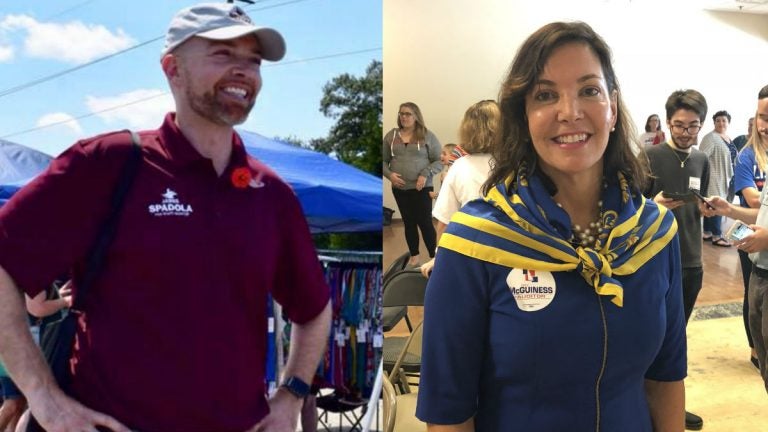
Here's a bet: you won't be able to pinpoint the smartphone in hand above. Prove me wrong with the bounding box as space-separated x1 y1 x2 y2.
726 220 755 242
688 188 715 210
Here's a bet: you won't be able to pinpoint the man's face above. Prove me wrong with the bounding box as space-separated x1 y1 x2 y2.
667 109 702 150
172 35 263 126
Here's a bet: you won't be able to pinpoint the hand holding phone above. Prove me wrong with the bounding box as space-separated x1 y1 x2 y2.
726 220 755 242
688 188 715 210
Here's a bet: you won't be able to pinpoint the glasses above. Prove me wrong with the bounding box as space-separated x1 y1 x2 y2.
398 112 414 118
670 124 702 135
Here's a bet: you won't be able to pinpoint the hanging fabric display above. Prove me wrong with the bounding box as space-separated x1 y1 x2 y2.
274 250 382 401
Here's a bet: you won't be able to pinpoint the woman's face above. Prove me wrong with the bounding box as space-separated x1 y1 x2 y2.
524 43 617 179
398 106 416 129
757 98 768 139
648 116 660 131
714 115 729 134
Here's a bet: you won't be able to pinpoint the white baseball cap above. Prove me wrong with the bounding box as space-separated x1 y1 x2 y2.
162 2 286 61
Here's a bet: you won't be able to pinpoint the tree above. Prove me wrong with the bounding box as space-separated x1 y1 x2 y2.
314 60 382 176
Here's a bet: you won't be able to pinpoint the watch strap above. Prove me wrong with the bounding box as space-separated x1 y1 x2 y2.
280 376 310 399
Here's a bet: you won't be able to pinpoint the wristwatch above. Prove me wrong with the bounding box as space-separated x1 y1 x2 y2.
280 376 311 399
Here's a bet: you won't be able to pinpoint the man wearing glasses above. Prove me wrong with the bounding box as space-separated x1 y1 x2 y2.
643 89 710 431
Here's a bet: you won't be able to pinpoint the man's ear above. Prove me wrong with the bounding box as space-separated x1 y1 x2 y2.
161 54 181 83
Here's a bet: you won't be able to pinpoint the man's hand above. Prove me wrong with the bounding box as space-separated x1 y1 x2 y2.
700 196 731 217
248 388 303 432
26 385 130 432
653 192 684 210
420 258 435 278
389 173 405 188
415 175 426 191
0 396 26 431
735 225 768 254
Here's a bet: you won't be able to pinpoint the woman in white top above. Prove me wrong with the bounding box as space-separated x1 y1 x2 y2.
639 113 666 146
420 100 500 277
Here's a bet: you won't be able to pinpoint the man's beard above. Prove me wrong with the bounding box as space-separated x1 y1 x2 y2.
670 135 696 150
185 83 254 126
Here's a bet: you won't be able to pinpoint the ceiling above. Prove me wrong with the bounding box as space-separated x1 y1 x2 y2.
702 0 768 14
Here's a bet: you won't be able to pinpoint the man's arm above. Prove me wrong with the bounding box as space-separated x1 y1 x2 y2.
251 301 332 432
0 266 128 432
282 300 332 389
644 379 684 432
701 196 759 224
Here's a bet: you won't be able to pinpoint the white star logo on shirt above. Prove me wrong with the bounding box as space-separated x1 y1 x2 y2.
162 189 177 200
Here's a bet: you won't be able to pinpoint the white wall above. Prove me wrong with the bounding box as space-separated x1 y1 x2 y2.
383 0 768 216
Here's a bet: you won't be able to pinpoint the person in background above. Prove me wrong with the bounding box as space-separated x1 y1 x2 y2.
430 142 458 200
644 89 710 431
699 110 735 246
732 116 766 369
640 113 666 146
701 84 768 393
733 117 754 152
383 102 442 267
0 280 71 432
0 4 331 431
420 100 500 278
417 22 685 431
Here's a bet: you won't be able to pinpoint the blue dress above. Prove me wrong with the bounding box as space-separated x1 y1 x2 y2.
415 173 687 431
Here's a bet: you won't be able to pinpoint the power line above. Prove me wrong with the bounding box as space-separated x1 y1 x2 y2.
0 0 312 101
45 0 100 20
0 37 163 99
0 46 381 140
0 92 167 140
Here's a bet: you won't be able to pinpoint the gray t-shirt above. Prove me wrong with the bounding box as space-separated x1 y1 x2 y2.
644 143 710 268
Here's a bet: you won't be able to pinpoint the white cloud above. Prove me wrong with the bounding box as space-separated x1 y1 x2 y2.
36 112 82 135
0 44 13 61
0 14 135 64
85 89 175 130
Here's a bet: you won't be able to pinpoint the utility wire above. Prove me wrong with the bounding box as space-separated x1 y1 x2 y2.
45 0 100 20
1 92 168 140
0 46 381 140
0 0 312 101
0 37 163 99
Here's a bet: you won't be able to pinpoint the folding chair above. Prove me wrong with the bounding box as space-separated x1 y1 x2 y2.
316 390 367 432
383 252 413 332
382 269 427 384
383 369 425 431
387 320 423 394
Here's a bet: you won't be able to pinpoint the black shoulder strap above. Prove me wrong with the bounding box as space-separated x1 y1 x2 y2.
71 130 142 312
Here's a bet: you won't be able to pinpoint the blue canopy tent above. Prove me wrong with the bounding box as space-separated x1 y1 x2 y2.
1 134 382 233
238 129 381 233
0 139 53 206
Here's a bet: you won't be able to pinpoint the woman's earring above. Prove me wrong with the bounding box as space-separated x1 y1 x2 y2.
611 127 616 132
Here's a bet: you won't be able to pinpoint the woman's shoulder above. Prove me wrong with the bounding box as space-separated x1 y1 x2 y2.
736 145 756 162
425 129 440 142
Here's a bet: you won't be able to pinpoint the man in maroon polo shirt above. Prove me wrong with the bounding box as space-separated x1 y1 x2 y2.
0 3 331 432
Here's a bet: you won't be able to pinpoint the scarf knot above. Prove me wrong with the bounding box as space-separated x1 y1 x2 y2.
438 164 678 308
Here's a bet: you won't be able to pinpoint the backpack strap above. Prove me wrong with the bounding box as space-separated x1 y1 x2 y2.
70 130 142 312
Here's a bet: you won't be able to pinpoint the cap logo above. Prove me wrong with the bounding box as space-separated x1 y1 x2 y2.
229 6 252 24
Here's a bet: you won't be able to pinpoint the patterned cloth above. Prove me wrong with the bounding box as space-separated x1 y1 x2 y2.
699 131 735 198
439 164 678 307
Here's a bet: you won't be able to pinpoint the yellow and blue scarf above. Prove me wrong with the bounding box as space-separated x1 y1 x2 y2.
439 166 677 307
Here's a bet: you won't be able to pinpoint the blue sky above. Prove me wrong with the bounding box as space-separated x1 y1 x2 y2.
0 0 382 156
